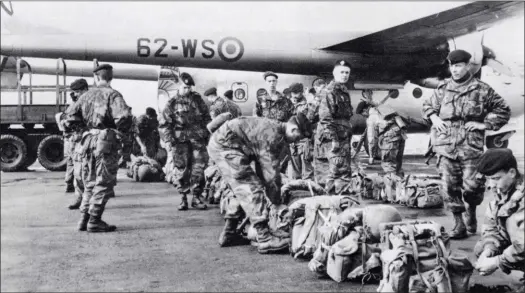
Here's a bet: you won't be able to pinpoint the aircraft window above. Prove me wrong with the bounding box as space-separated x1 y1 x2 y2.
231 82 248 102
412 88 423 99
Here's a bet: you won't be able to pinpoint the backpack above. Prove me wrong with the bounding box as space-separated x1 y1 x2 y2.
397 176 443 208
351 172 385 201
126 155 165 182
289 195 360 259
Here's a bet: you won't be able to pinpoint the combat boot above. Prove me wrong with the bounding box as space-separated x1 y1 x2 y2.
87 215 117 232
68 196 82 210
77 213 90 231
178 194 189 211
449 213 468 239
255 224 290 254
219 219 247 247
464 204 477 234
191 195 207 210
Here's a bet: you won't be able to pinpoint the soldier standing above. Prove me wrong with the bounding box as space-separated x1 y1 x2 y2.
208 114 312 252
422 49 511 239
159 73 211 211
204 87 242 119
61 78 89 208
315 60 354 193
65 64 133 232
287 83 314 180
253 71 294 122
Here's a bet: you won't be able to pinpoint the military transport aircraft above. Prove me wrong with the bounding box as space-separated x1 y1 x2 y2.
1 1 524 152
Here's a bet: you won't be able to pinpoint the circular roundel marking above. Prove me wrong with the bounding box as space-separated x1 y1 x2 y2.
234 89 247 102
218 37 244 62
412 87 423 99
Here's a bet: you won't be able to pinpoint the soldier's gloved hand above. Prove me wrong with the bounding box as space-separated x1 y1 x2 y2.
465 121 487 131
331 140 340 152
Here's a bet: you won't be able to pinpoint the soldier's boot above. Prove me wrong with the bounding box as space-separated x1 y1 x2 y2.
191 195 207 210
77 212 90 231
218 219 246 247
178 193 189 211
449 213 468 239
65 183 75 193
464 204 477 234
254 224 290 254
87 215 117 233
68 195 82 210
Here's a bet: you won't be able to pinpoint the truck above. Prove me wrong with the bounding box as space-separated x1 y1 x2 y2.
0 57 70 172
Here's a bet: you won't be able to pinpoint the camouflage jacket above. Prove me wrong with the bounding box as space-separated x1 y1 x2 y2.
60 103 87 142
253 91 294 122
306 93 322 135
474 180 524 274
65 85 132 135
209 96 242 119
422 77 510 160
317 80 353 142
211 117 288 204
158 91 211 144
368 108 404 151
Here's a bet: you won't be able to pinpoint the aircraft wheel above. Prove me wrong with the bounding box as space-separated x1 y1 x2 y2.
0 134 28 172
486 135 509 149
37 135 67 171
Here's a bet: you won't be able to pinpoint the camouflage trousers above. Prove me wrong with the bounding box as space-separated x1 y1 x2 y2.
438 155 485 213
380 137 406 175
119 132 134 166
79 130 120 217
170 140 209 196
288 140 314 180
207 139 269 225
72 142 85 204
314 138 352 194
64 137 76 186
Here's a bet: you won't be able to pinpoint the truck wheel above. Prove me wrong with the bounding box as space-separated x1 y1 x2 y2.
37 135 67 171
0 134 28 172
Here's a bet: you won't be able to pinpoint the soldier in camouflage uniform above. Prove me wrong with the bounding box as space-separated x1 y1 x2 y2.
204 87 242 119
119 117 135 169
61 79 89 208
315 61 354 194
287 83 314 180
253 71 294 122
159 72 211 211
65 64 133 232
474 149 524 284
306 79 327 184
208 114 312 253
133 107 161 158
422 50 510 239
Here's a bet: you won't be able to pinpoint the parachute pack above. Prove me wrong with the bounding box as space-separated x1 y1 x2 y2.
126 155 165 182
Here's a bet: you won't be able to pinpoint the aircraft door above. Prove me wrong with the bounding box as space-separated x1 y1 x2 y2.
231 82 248 103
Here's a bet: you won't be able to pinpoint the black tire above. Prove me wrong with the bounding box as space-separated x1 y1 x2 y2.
37 135 67 171
486 135 509 149
0 134 28 172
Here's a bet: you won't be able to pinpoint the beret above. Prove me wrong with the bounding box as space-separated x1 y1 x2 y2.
204 87 217 96
263 71 278 80
283 88 291 95
146 107 157 117
477 148 517 176
447 49 472 65
356 101 371 115
224 90 233 99
93 64 113 73
334 59 351 68
70 78 88 91
289 112 312 139
289 83 304 94
180 72 195 86
313 78 326 87
308 88 316 95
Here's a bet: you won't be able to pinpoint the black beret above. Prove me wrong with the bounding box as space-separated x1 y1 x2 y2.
224 90 233 99
283 88 291 95
146 107 157 117
477 148 517 176
308 88 316 95
180 72 195 86
356 101 371 115
70 78 88 91
93 64 113 73
447 49 472 65
289 112 312 138
289 83 304 94
263 71 278 80
204 87 217 96
334 60 351 68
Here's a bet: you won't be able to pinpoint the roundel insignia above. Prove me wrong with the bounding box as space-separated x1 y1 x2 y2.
218 37 245 62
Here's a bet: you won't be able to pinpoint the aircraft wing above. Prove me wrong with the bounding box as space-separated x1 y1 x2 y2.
322 1 524 54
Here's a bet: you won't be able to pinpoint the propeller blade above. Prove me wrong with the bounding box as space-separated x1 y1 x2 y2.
486 58 514 77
